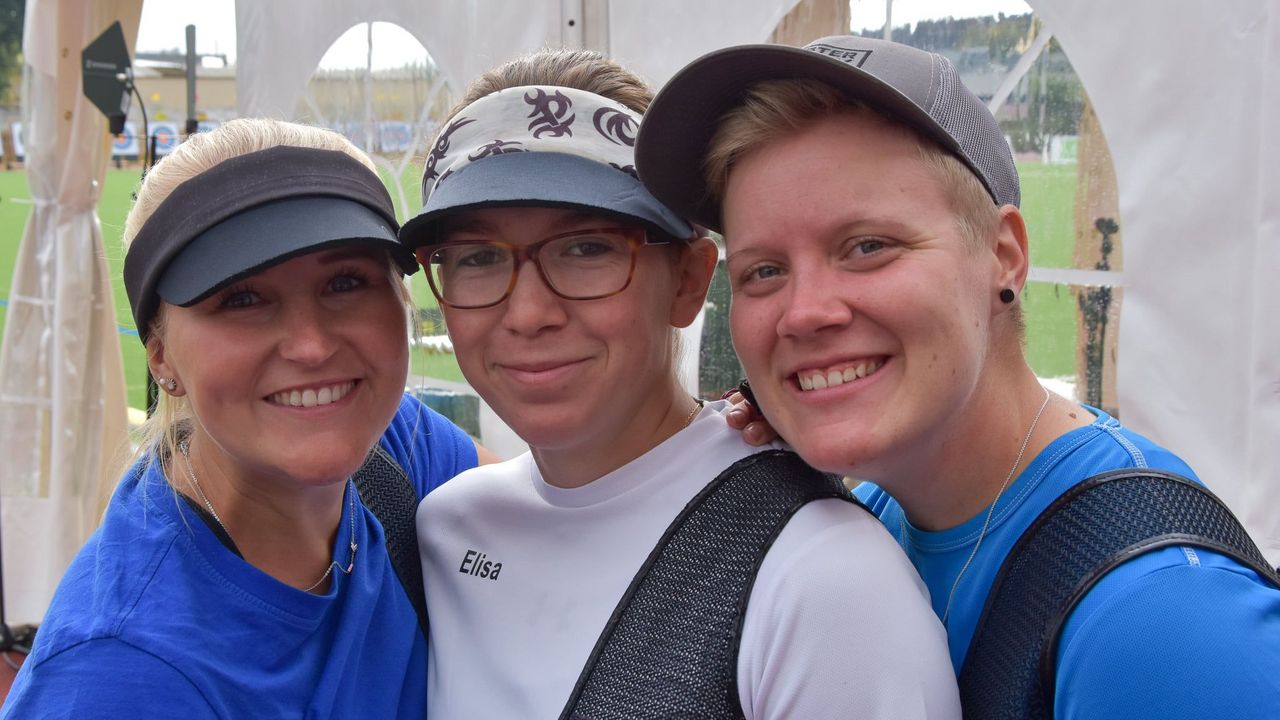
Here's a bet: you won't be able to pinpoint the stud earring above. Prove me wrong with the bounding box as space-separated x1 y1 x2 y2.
999 288 1016 304
158 377 177 393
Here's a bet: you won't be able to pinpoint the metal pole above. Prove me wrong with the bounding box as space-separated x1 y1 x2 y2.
185 25 198 136
884 0 893 40
364 21 374 155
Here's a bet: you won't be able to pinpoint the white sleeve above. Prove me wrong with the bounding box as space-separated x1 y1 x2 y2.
736 498 961 720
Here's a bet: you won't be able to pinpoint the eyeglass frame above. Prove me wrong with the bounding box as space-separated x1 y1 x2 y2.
415 226 674 310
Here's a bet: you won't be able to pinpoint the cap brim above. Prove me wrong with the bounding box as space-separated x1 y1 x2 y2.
635 43 965 233
399 151 693 248
157 196 415 307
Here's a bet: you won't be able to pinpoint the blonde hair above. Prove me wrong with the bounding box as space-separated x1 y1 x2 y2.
122 118 410 480
704 79 1000 247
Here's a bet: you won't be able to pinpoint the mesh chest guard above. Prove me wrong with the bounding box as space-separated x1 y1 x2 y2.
353 445 429 638
959 469 1280 720
560 449 857 720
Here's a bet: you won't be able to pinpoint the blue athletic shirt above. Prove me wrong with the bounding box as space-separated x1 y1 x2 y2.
1 394 477 720
855 406 1280 719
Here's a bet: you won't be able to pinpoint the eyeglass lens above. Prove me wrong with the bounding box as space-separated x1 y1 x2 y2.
427 230 637 308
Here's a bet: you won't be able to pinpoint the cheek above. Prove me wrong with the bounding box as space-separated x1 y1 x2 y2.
368 296 411 352
729 298 773 363
440 306 498 369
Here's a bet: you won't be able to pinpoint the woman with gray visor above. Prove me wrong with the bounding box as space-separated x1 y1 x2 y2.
0 119 481 719
400 50 959 719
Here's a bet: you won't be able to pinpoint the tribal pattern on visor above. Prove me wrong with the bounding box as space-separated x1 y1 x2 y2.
421 85 642 203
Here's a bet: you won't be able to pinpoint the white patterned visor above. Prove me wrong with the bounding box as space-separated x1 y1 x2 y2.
400 85 693 247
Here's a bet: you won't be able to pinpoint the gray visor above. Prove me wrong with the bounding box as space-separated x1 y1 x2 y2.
158 196 402 306
399 152 693 248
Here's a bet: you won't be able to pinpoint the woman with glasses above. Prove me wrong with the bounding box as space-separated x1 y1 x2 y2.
398 50 959 719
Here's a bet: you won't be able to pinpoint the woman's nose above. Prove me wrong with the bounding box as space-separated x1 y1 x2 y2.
776 268 854 338
500 260 570 335
277 302 340 365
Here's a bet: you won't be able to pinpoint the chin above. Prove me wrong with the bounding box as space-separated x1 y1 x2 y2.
776 419 871 478
281 447 372 487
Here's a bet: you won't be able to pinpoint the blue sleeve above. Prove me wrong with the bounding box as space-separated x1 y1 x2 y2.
378 393 479 500
852 481 893 515
1 639 218 719
1054 548 1280 719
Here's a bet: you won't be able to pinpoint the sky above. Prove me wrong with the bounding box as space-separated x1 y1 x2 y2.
136 0 1034 70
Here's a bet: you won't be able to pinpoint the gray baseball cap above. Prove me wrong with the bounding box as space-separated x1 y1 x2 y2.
635 35 1020 232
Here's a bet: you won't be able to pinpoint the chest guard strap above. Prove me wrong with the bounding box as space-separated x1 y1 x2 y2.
353 445 429 638
559 449 856 720
959 469 1280 720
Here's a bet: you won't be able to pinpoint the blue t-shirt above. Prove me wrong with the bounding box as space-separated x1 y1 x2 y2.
856 407 1280 719
1 394 477 719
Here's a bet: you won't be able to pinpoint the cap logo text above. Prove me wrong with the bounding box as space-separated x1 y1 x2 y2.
806 44 872 68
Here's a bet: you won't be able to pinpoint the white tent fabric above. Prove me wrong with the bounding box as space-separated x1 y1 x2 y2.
234 0 565 119
1032 1 1280 563
0 0 137 624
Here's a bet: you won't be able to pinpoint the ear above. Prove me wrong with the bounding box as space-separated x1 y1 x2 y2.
669 235 719 329
991 205 1030 312
146 331 186 397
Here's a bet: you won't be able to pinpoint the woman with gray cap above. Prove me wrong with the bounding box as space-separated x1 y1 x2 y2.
0 118 480 719
635 34 1280 720
400 49 958 720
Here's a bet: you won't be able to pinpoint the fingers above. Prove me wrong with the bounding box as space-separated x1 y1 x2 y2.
742 420 779 446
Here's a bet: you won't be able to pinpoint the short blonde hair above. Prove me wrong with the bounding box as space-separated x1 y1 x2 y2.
704 79 1000 247
122 118 409 481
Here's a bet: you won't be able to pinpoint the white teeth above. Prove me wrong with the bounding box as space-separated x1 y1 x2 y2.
797 360 884 392
270 382 354 408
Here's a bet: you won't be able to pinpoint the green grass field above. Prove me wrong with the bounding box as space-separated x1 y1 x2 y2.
0 160 1086 412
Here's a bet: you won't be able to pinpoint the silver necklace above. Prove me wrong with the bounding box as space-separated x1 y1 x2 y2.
177 439 358 593
900 386 1052 626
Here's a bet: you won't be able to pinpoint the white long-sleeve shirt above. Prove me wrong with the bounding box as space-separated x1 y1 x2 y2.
418 400 959 719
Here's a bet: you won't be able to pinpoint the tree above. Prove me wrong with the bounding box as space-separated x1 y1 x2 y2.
0 0 22 104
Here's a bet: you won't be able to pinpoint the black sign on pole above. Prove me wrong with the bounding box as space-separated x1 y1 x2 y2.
81 21 133 135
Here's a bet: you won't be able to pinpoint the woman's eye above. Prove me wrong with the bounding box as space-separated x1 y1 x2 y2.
458 247 505 267
563 239 618 258
851 239 887 256
219 287 259 309
839 237 899 269
735 263 785 290
329 269 370 293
